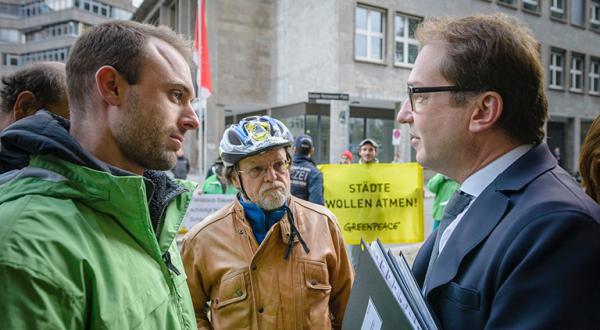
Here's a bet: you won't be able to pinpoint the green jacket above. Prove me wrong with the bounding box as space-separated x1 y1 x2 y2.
200 174 238 195
0 111 198 329
0 154 197 329
426 173 460 221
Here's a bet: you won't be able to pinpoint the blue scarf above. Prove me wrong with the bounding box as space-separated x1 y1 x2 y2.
238 196 287 245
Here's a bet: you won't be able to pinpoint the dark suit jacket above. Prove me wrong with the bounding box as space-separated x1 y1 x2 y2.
413 144 600 329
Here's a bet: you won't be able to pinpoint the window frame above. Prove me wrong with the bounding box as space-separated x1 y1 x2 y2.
569 53 585 93
393 13 421 68
589 58 600 95
522 0 541 13
549 49 566 90
497 0 518 8
591 0 600 30
550 0 567 20
354 4 386 64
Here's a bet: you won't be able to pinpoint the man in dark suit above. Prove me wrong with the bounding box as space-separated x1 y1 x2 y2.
396 13 600 329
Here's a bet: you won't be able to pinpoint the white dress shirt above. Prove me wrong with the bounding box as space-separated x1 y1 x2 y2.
438 144 533 254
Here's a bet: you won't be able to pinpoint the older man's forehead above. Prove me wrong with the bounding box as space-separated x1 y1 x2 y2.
241 148 287 166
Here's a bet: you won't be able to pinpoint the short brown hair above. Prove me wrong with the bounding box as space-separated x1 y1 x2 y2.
66 20 192 111
579 116 600 203
416 13 547 144
1 62 66 113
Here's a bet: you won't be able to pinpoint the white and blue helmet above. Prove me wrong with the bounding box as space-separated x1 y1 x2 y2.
219 115 293 167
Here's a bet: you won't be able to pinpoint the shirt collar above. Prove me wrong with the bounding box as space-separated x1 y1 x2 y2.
461 144 533 198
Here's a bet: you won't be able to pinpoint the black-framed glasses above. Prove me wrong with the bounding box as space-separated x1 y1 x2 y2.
407 85 478 112
237 159 290 179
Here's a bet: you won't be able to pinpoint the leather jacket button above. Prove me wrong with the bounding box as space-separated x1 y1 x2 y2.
310 279 317 286
258 307 264 313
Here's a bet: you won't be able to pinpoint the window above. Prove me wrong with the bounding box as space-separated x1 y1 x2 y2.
570 54 584 92
590 58 600 95
523 0 540 12
355 5 385 62
0 3 20 17
394 14 420 66
497 0 516 6
551 0 566 19
0 29 21 43
591 0 600 29
21 47 70 65
571 0 586 25
5 54 20 66
549 49 565 89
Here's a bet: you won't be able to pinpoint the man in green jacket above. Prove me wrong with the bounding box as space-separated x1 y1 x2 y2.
0 21 200 329
426 173 460 230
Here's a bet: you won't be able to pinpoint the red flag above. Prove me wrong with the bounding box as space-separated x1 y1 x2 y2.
193 0 212 99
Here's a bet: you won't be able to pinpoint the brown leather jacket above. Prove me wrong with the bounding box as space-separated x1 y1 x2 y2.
181 196 353 329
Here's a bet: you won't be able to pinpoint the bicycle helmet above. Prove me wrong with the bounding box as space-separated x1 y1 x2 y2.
220 115 293 167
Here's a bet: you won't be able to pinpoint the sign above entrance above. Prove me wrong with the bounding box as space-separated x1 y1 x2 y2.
308 92 350 103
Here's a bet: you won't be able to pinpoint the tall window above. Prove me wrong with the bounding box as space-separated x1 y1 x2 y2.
394 14 420 66
551 0 566 19
523 0 540 12
570 54 584 92
590 58 600 95
571 0 586 25
591 0 600 30
549 49 565 89
355 5 385 62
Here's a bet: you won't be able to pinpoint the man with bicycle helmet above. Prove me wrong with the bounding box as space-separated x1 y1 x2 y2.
181 115 353 329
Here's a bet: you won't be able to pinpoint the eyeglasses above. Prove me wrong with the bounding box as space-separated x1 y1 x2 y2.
407 85 478 112
237 159 290 179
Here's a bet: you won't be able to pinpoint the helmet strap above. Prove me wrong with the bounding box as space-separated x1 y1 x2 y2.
235 164 252 201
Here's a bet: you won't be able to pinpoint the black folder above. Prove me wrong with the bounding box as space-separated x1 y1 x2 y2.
342 239 438 330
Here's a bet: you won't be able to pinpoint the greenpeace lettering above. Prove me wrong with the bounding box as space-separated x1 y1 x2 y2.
319 163 424 244
343 222 402 232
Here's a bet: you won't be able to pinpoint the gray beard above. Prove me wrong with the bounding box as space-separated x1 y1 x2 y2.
257 188 289 210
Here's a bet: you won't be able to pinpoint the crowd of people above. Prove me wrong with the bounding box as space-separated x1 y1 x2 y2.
0 13 599 330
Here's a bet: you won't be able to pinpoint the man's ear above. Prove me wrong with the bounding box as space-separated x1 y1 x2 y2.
95 66 128 106
12 90 37 120
469 91 503 133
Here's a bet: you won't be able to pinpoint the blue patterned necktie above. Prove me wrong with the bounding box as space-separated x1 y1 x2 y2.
423 190 474 287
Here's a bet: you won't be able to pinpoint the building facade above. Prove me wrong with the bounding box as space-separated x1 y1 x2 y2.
0 0 134 78
133 0 600 176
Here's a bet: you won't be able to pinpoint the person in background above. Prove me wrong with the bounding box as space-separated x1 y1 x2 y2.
290 134 324 205
0 61 69 132
200 157 237 194
181 115 353 329
397 13 600 328
172 148 190 179
358 138 379 164
427 173 460 230
0 21 199 328
340 150 353 164
579 115 600 203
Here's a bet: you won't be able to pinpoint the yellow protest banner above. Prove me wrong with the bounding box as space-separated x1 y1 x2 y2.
320 163 424 244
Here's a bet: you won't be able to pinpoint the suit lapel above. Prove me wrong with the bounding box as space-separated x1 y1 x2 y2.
425 188 509 295
423 143 557 296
